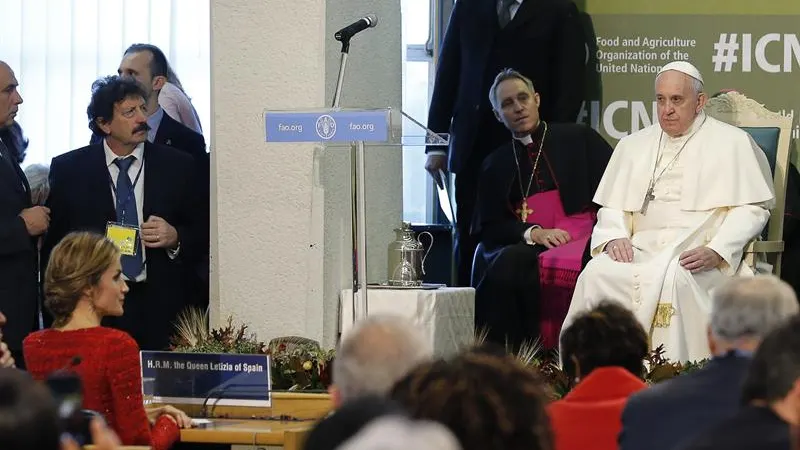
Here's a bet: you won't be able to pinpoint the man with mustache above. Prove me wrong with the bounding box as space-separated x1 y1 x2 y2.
91 43 210 316
0 61 46 369
471 69 612 350
43 75 204 351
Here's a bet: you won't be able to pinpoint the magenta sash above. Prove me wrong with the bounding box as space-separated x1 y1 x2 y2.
517 190 595 348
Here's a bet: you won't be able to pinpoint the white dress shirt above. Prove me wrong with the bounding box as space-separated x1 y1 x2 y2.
104 141 147 282
499 0 523 20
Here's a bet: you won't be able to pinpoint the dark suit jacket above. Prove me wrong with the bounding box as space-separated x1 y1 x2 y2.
619 354 752 450
678 405 790 450
427 0 586 173
42 142 204 325
0 145 36 355
154 112 210 307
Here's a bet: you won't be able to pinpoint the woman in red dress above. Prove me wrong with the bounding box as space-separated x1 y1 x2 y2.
23 231 191 450
547 301 649 450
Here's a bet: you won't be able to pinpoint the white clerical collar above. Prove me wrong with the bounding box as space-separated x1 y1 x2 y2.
515 121 543 145
666 111 706 141
518 134 533 145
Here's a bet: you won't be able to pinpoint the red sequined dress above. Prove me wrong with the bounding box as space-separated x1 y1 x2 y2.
23 327 180 450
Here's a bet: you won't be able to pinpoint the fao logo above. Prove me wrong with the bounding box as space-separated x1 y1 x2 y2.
316 115 337 140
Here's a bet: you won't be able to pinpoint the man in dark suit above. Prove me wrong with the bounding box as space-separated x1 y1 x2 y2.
44 76 204 351
619 275 799 450
679 313 800 450
0 61 49 368
89 43 210 312
425 0 586 287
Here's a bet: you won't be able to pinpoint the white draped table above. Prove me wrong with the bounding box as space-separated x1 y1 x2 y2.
338 287 476 357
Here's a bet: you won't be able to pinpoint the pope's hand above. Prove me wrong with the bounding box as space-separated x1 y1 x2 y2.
530 228 571 249
606 238 634 263
679 247 722 273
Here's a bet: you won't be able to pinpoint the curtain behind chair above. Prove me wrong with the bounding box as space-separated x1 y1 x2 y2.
0 0 210 167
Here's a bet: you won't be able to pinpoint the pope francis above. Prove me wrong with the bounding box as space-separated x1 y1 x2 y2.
563 61 775 363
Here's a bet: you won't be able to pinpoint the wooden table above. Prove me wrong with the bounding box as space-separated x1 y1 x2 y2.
172 392 330 449
180 419 310 448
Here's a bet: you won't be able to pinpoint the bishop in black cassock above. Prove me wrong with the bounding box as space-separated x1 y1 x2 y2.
471 69 612 350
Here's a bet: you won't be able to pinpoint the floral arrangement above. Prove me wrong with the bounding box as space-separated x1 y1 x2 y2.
474 331 709 400
169 309 706 398
170 308 336 391
266 338 335 391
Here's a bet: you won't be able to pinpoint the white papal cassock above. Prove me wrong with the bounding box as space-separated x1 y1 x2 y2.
564 112 775 363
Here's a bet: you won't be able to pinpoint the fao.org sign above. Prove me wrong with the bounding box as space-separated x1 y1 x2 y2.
264 109 390 143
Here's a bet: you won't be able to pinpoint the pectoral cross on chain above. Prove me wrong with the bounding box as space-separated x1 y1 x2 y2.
640 185 655 215
516 202 533 222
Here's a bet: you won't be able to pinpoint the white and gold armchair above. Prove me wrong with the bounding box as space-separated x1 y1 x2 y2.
705 91 793 276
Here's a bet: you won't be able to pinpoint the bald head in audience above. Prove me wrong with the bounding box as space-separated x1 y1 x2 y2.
330 315 432 407
708 274 798 356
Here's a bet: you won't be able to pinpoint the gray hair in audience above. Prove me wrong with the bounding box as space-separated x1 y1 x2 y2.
337 416 462 450
333 315 432 403
710 275 798 342
24 163 49 206
488 68 536 112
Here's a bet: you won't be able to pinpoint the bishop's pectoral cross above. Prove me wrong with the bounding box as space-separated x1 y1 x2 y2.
640 185 655 215
516 202 533 222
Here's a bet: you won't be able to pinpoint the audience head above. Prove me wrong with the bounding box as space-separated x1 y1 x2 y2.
0 61 23 129
708 275 798 356
331 315 432 407
44 232 128 327
741 315 800 425
119 43 169 102
390 350 553 450
654 61 707 137
0 368 61 450
489 68 541 137
24 163 50 206
560 300 649 383
87 75 149 146
304 395 407 450
338 415 462 450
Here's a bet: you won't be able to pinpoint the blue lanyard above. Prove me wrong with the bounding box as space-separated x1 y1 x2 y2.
108 160 144 223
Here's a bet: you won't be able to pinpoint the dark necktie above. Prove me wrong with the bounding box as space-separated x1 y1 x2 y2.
114 156 143 279
498 0 517 28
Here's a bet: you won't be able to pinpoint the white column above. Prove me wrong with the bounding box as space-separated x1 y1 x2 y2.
210 0 402 347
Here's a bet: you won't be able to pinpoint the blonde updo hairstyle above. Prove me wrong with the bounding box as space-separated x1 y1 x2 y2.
44 232 121 327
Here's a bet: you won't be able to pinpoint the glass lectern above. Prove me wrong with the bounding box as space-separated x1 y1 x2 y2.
263 108 449 322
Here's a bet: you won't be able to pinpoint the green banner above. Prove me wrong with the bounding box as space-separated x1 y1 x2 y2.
579 0 800 15
578 2 800 164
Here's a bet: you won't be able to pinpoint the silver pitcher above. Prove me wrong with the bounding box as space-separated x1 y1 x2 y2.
387 222 434 287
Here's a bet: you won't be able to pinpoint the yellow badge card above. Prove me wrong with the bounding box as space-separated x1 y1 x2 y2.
106 222 139 256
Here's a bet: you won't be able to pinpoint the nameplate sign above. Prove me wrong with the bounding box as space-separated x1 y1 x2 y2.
140 351 271 407
264 109 390 143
